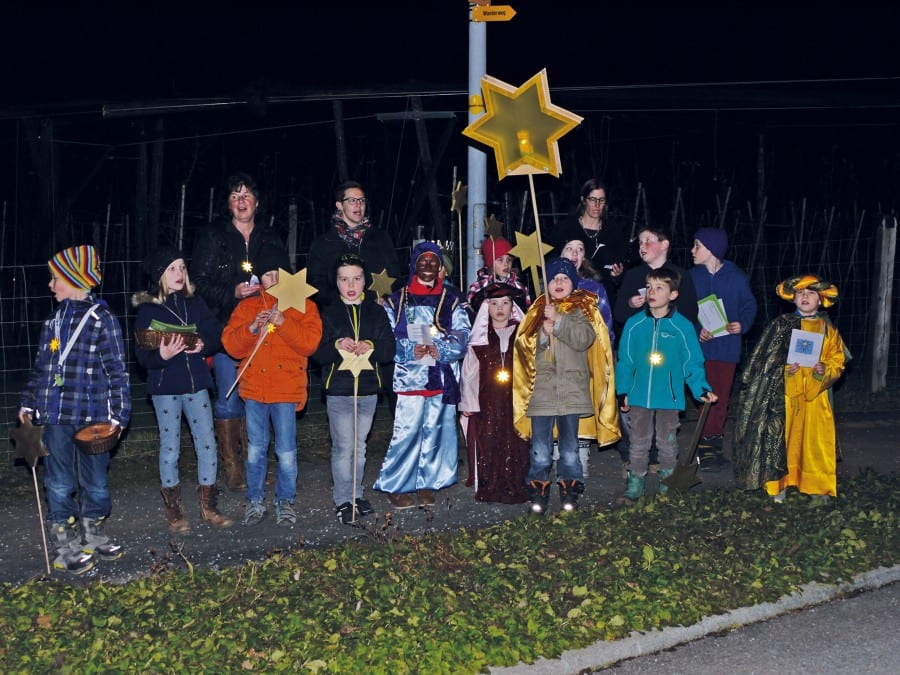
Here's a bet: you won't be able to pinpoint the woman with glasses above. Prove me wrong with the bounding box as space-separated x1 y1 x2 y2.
191 171 286 491
550 178 627 309
307 180 402 308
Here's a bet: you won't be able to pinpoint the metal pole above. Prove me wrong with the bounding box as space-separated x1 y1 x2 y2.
467 8 487 287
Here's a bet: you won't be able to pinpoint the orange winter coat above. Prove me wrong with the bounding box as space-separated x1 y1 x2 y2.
222 289 322 409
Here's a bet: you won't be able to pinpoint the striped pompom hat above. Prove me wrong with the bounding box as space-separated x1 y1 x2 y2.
48 245 102 290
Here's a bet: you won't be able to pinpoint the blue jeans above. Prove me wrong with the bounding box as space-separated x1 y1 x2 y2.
213 351 244 420
43 424 111 522
244 400 297 504
327 394 377 506
152 391 218 488
526 414 583 483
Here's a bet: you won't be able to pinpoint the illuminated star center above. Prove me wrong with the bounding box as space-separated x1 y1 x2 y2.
650 352 663 365
241 260 253 273
49 337 60 352
495 369 511 383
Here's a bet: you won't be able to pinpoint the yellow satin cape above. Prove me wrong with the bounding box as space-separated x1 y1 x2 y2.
512 290 621 446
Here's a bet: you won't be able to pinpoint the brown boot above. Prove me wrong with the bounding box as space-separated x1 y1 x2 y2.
416 489 435 509
198 484 233 528
160 485 190 533
215 418 246 491
387 493 415 510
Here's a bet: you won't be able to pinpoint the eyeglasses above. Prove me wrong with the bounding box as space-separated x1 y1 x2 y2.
584 196 607 205
342 197 367 205
230 193 254 202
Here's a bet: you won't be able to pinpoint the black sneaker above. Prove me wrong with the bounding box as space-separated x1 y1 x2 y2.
335 502 355 525
527 480 551 515
558 480 585 512
355 498 375 516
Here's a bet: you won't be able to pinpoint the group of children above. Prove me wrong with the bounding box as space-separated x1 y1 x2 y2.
20 226 848 573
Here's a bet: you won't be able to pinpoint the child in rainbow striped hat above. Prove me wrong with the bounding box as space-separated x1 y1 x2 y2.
19 244 131 575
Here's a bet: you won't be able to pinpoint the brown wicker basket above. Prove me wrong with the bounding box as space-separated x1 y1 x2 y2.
74 423 122 455
134 329 200 350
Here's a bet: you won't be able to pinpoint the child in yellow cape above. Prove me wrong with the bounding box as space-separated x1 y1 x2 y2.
512 257 620 514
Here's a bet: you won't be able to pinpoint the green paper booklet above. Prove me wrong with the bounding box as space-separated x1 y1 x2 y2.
697 294 728 336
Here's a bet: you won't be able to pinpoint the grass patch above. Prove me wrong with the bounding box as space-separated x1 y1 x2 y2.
2 471 897 672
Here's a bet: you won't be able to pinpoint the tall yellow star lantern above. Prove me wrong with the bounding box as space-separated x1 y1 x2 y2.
267 268 318 313
463 68 582 294
462 68 583 181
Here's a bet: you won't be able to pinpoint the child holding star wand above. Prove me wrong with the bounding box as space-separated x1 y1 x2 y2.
313 253 395 525
222 245 322 527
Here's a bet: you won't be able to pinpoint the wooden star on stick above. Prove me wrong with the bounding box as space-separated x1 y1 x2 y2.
509 230 554 295
10 417 49 469
368 268 396 298
450 181 468 218
483 214 504 240
337 348 374 379
266 268 318 313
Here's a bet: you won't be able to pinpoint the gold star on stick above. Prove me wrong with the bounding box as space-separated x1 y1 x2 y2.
266 268 318 313
483 214 504 240
450 181 467 218
368 268 396 298
337 348 374 379
509 230 554 296
462 68 583 180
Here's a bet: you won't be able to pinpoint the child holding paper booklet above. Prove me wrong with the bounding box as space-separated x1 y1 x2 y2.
689 228 757 471
732 275 848 504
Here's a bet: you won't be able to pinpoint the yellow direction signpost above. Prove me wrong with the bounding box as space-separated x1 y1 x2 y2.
472 4 516 22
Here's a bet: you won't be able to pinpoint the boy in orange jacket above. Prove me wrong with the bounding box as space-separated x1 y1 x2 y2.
222 245 322 526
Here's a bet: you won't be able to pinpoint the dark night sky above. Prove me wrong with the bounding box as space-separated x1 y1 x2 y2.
6 4 900 109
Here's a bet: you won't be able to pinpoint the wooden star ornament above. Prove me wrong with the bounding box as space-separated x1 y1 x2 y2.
10 417 49 469
267 268 318 313
483 214 504 240
462 68 583 180
368 268 396 298
509 230 555 294
450 181 468 218
337 347 374 379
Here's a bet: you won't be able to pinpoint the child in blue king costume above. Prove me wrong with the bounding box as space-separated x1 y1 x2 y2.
374 242 471 510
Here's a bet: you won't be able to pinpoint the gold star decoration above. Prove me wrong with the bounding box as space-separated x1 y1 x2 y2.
266 268 318 313
337 347 374 379
368 268 396 298
241 260 253 274
49 338 60 353
650 352 663 365
267 324 276 334
462 68 583 180
483 214 504 240
508 230 554 293
10 417 49 469
450 181 468 218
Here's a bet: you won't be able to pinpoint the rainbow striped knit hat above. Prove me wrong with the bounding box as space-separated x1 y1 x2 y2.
48 245 102 290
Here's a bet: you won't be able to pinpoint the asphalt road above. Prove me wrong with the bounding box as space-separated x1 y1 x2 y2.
602 581 900 674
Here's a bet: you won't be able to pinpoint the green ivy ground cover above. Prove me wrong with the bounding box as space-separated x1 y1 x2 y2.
2 471 897 673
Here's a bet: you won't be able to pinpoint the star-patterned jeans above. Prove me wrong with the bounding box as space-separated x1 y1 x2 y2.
152 390 218 488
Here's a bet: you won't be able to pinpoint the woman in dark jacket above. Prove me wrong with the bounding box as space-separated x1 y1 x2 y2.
133 246 232 532
306 180 403 307
190 172 285 490
312 253 395 524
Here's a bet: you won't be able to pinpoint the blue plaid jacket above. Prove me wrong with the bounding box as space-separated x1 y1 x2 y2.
21 296 131 427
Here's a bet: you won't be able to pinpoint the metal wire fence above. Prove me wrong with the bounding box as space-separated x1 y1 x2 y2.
1 236 897 472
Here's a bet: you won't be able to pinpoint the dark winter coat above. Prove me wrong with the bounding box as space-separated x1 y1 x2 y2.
133 290 221 395
312 297 396 397
190 218 285 324
306 226 403 307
